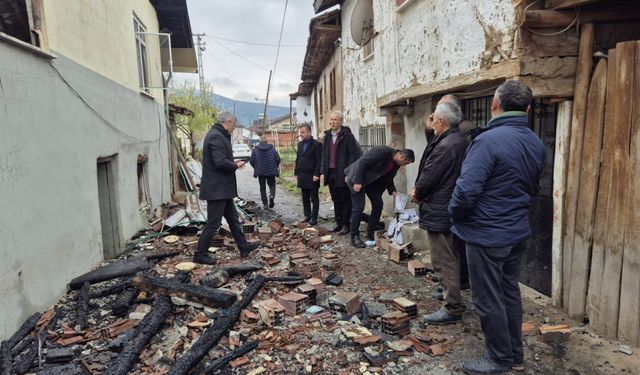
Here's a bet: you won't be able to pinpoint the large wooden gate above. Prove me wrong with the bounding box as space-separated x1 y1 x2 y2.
560 40 640 346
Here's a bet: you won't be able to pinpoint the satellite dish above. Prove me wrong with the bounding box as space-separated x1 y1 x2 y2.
350 0 374 47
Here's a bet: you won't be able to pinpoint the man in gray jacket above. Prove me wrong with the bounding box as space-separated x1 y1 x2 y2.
195 112 261 264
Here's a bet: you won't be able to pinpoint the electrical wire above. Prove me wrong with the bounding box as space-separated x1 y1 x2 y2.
523 0 581 37
48 60 161 143
208 38 298 85
205 34 304 48
270 0 289 86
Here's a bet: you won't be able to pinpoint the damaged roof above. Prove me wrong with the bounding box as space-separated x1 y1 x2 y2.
314 0 343 14
291 9 341 98
150 0 194 49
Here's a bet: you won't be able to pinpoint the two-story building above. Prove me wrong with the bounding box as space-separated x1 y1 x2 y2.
0 0 197 338
305 0 640 346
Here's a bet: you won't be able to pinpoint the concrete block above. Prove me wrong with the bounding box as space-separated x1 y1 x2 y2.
400 224 429 252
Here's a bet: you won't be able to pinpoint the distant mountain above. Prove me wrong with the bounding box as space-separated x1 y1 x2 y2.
212 94 290 127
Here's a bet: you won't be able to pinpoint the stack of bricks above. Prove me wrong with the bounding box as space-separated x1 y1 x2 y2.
296 283 318 305
392 297 418 319
329 292 360 317
257 226 272 241
241 223 256 234
296 259 321 278
407 260 429 277
389 242 414 263
321 253 342 270
381 311 411 336
257 299 286 327
278 292 309 316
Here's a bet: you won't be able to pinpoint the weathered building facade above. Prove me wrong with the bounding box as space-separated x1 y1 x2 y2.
291 9 343 136
305 0 640 346
0 0 197 338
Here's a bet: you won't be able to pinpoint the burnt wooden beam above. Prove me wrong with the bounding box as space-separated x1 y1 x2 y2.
545 0 599 9
76 282 90 331
523 5 640 28
103 295 172 375
0 341 12 375
3 312 41 349
110 288 140 317
220 262 263 277
168 274 304 375
68 258 152 290
145 251 182 261
90 279 133 299
14 344 37 374
132 275 237 308
203 341 258 374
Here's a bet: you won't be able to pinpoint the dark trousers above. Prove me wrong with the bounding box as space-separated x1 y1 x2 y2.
327 172 351 227
258 176 276 206
196 199 249 255
301 188 319 219
466 244 524 366
454 235 470 285
350 184 384 240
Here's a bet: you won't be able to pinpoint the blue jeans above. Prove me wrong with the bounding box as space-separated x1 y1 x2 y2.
466 244 524 366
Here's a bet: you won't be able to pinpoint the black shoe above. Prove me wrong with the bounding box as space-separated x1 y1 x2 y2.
339 227 350 235
422 307 462 325
269 197 274 208
351 236 365 248
308 217 318 226
460 281 471 291
301 217 310 223
462 357 511 374
193 252 217 265
331 224 343 233
240 241 261 257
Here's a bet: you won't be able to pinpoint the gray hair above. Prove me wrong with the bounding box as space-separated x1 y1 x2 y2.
434 102 462 127
330 111 343 120
217 111 236 124
440 94 462 110
260 135 268 143
494 80 533 112
300 124 312 132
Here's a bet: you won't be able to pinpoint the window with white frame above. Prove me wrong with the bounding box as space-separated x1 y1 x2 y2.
133 16 149 93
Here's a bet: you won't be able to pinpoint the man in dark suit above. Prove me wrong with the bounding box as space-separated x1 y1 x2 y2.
320 111 362 235
345 146 414 248
195 112 261 264
294 124 322 225
414 101 469 325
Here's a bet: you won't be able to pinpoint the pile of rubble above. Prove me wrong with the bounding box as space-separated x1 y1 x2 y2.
1 196 604 374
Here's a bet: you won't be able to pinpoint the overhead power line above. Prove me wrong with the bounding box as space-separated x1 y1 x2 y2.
208 38 297 85
205 34 304 48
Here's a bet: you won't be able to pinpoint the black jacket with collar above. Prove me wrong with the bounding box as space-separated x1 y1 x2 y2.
294 137 322 189
344 146 398 194
415 127 468 232
199 123 238 201
320 126 362 187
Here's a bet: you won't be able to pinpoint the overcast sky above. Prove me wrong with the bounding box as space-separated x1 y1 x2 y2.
174 0 317 107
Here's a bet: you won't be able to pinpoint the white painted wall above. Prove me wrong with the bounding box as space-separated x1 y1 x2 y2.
341 0 518 190
295 95 317 136
0 43 170 339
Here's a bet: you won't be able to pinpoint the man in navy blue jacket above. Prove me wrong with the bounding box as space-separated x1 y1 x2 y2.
449 81 545 374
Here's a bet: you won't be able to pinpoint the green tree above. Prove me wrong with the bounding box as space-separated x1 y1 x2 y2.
169 81 218 159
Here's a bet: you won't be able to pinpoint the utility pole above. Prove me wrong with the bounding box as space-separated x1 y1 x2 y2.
262 70 273 132
193 33 206 94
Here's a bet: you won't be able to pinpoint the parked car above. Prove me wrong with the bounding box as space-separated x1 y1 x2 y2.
232 143 252 160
